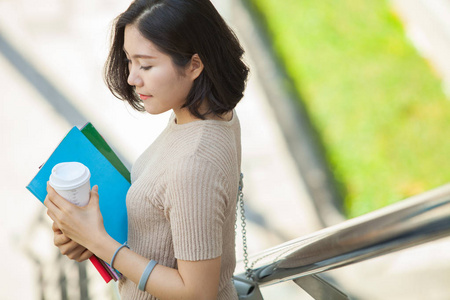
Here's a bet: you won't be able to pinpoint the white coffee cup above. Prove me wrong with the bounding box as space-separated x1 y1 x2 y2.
49 162 91 206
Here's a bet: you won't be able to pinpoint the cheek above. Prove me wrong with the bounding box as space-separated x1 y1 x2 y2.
148 68 170 88
154 69 191 95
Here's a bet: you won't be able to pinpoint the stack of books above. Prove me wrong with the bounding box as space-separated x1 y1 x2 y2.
27 123 130 283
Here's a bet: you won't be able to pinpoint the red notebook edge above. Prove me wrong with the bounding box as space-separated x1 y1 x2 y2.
89 255 113 283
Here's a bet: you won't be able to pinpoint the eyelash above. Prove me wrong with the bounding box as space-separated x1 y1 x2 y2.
125 58 152 70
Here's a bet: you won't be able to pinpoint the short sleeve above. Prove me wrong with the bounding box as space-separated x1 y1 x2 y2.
166 156 229 261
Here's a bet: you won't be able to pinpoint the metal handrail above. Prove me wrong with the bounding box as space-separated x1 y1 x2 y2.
235 183 450 287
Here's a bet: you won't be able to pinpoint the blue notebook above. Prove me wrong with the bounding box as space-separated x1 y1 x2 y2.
27 126 129 244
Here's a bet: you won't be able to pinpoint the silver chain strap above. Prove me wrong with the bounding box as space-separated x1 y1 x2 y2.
236 173 252 279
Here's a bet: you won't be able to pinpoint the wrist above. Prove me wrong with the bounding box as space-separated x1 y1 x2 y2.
89 233 120 261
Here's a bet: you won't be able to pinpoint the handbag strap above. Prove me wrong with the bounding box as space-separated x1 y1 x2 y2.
237 173 252 278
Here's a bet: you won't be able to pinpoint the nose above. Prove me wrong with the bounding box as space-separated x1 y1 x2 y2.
127 67 143 87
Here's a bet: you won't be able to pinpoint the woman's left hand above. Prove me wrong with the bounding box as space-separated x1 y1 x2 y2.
44 183 108 251
52 222 93 262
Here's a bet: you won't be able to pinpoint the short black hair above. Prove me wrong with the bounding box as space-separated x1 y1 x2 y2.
104 0 249 119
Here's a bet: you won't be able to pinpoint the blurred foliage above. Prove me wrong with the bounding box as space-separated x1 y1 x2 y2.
248 0 450 217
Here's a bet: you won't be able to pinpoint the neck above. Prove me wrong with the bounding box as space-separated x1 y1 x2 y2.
174 109 233 124
173 100 233 124
173 108 199 125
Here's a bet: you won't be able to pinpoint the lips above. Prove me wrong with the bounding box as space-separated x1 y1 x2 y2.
138 93 152 100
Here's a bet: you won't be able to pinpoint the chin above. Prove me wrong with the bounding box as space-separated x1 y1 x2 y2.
144 104 170 115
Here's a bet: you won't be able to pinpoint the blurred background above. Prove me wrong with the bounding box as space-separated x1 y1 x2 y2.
1 0 450 299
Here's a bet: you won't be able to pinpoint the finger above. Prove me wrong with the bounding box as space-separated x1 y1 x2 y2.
77 249 94 262
69 246 91 262
52 222 62 233
54 231 71 246
45 196 61 222
92 185 99 194
46 182 59 204
60 241 84 258
43 194 52 209
88 185 99 207
46 182 74 211
46 207 57 222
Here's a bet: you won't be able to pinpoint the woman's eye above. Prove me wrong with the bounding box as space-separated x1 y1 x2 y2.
125 58 131 65
140 66 152 70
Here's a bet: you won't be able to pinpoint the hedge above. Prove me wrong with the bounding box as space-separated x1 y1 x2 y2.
248 0 450 217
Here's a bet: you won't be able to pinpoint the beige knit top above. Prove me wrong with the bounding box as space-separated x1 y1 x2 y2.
118 112 241 300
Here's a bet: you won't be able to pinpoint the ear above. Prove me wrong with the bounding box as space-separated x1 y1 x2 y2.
188 54 204 80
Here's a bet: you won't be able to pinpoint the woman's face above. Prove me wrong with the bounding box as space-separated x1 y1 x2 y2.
123 24 197 121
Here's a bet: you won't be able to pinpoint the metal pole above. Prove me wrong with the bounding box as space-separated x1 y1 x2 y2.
235 184 450 286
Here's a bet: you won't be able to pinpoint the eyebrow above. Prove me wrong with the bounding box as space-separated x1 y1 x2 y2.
123 48 156 59
133 54 156 59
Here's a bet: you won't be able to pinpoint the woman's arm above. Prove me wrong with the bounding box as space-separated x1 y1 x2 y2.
45 184 220 300
93 237 221 300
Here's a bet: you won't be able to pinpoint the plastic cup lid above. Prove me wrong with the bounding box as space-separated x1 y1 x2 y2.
49 162 90 190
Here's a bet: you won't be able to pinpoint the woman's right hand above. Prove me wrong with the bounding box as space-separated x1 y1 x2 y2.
52 222 93 262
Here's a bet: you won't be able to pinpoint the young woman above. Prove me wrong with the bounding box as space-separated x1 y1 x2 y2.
44 0 249 299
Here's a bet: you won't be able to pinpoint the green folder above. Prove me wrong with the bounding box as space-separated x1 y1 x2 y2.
81 123 131 183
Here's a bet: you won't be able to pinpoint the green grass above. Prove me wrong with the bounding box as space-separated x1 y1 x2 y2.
248 0 450 218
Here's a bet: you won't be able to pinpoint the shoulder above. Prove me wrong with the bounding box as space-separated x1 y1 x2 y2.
167 113 241 174
166 154 228 189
